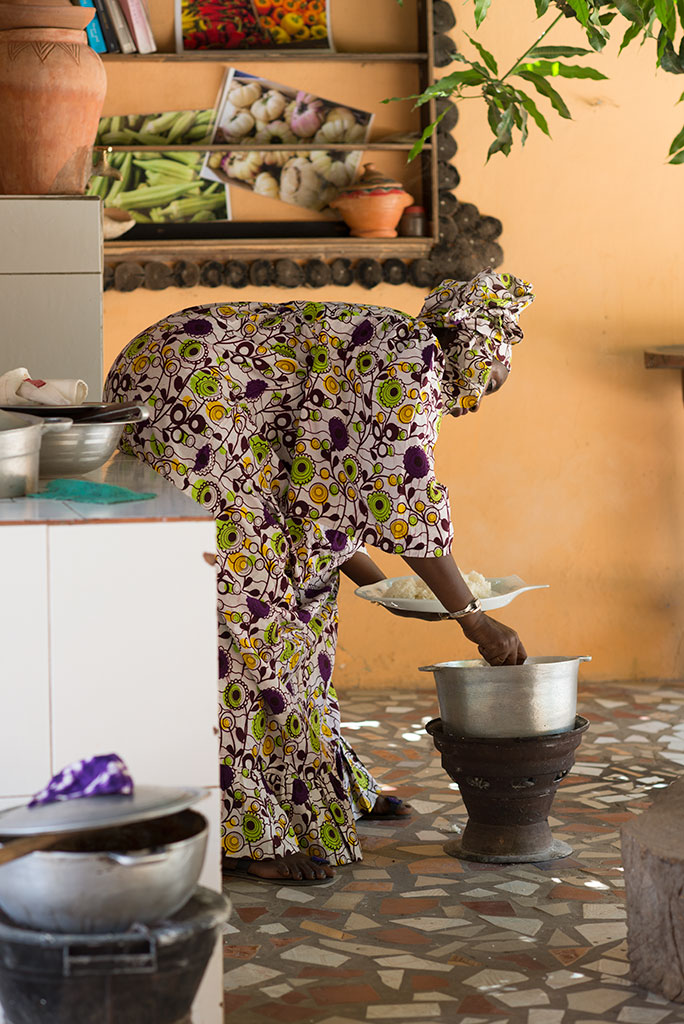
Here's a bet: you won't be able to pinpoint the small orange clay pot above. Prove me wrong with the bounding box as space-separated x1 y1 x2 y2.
329 163 414 239
0 0 106 195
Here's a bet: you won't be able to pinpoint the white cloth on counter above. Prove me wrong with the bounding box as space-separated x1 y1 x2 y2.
0 367 88 406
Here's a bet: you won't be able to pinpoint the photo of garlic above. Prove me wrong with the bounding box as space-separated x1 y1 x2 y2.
200 69 374 213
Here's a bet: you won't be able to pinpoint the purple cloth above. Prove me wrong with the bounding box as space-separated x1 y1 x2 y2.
29 754 134 807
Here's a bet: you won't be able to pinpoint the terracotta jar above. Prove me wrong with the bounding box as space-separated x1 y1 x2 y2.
329 163 414 239
0 0 107 195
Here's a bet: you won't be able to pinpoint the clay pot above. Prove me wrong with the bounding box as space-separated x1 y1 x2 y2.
0 1 93 31
0 1 106 195
329 163 414 239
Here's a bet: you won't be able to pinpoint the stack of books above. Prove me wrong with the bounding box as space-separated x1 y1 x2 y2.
74 0 157 54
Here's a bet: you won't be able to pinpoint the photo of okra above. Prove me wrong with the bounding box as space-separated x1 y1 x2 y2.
97 109 217 148
87 109 231 224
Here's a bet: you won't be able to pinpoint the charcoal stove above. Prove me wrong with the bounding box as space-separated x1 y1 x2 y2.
426 715 589 863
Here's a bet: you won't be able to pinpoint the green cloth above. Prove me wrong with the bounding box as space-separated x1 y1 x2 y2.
28 480 157 504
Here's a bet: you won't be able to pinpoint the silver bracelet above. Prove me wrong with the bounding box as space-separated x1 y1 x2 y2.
439 598 482 620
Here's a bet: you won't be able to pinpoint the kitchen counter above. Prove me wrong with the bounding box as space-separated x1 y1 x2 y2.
0 452 212 524
0 453 223 1024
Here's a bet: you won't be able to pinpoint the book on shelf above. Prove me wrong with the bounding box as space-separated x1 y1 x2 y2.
118 0 157 54
93 0 121 52
73 0 107 53
102 0 136 53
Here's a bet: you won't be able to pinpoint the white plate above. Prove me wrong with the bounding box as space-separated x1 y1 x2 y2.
354 575 549 614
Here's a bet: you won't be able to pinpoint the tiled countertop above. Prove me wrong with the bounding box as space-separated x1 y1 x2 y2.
0 454 212 525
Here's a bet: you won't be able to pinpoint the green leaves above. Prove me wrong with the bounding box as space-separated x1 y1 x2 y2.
518 58 609 78
668 119 684 162
619 21 643 51
517 69 573 116
668 121 684 153
386 0 684 164
474 0 492 27
528 44 595 57
613 0 645 22
655 0 677 38
486 105 516 159
562 0 591 26
407 107 448 161
517 88 552 134
465 32 499 73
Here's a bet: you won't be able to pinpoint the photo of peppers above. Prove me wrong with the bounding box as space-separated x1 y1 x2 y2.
87 109 231 225
176 0 331 51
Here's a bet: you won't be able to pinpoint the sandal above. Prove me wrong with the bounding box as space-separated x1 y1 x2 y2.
360 795 413 821
222 855 337 886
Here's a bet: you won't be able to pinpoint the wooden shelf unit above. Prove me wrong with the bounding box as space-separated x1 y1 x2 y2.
101 0 505 292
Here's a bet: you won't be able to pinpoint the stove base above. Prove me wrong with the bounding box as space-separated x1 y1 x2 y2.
443 836 572 864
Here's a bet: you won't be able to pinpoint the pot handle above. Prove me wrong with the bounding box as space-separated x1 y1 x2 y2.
40 417 73 434
577 656 592 662
418 666 439 673
105 849 169 866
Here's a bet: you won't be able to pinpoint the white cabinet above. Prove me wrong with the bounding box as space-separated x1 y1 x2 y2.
0 456 223 1024
48 520 218 787
0 526 51 795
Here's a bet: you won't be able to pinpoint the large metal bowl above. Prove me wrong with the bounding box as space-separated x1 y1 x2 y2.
419 656 591 738
38 420 127 477
37 405 149 477
0 809 208 933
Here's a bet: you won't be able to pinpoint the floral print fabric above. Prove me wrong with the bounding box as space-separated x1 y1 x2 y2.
103 272 533 863
418 270 535 416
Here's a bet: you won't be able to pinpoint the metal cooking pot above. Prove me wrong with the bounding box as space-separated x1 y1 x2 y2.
0 410 72 498
419 656 592 738
0 809 208 933
38 404 150 478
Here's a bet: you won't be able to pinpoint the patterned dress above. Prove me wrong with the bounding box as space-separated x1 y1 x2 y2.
104 270 534 865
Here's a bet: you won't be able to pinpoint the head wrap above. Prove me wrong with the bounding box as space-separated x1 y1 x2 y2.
418 270 535 416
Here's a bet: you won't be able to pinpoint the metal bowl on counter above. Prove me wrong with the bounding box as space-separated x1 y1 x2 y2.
419 656 592 738
0 402 149 478
0 410 72 498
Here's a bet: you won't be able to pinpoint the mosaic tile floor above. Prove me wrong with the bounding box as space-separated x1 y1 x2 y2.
221 682 684 1024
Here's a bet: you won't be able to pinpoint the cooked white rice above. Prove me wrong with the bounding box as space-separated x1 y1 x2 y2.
383 571 492 601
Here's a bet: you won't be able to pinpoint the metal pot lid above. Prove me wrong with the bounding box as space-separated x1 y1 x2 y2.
0 785 209 837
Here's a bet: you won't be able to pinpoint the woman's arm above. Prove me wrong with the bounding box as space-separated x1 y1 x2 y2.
340 549 387 588
402 552 527 666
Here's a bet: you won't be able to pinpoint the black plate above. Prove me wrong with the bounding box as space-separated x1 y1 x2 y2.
0 402 143 423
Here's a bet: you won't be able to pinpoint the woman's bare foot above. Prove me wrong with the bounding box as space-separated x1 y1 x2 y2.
223 852 335 882
361 795 412 819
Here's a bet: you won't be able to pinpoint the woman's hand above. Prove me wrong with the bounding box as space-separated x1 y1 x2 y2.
459 611 527 666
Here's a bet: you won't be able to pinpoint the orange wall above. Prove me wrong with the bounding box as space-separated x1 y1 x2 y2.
103 4 684 688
